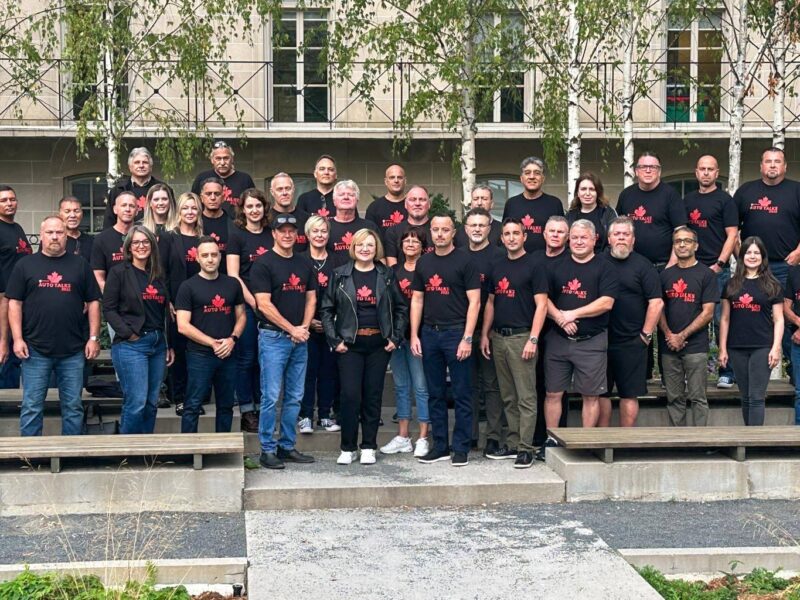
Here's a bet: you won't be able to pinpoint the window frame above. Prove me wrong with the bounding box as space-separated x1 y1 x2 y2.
64 173 108 233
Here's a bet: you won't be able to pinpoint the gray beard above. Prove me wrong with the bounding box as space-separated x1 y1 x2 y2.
610 246 631 260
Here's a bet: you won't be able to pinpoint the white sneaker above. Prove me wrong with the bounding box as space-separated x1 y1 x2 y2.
360 449 377 464
298 417 314 434
414 437 430 458
320 418 341 432
380 435 413 454
337 450 358 465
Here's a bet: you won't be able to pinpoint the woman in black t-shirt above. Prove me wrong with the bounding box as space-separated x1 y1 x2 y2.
321 229 408 466
566 173 617 252
719 236 784 426
142 183 175 236
227 188 271 432
103 226 174 434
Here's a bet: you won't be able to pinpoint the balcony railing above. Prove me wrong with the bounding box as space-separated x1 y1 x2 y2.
0 58 797 134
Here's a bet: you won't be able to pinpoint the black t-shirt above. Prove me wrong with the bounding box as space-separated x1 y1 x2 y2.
90 228 126 274
5 252 101 356
660 262 719 354
249 251 317 327
501 192 564 253
174 274 244 355
302 250 345 319
384 220 435 261
327 217 378 261
411 249 480 327
0 220 32 293
735 178 800 261
352 267 379 329
454 219 503 248
723 278 782 349
468 244 504 314
65 232 94 265
784 266 800 326
365 196 408 239
104 177 167 228
616 182 686 264
202 213 231 273
133 266 168 331
191 170 256 216
297 189 334 217
393 263 415 339
179 234 202 280
548 254 619 338
269 207 308 251
227 227 272 286
489 253 548 330
602 250 662 343
684 188 738 266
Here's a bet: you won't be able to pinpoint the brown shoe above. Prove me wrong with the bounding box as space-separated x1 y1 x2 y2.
241 411 259 433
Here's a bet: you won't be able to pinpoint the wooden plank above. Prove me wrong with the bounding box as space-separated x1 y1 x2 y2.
0 390 121 405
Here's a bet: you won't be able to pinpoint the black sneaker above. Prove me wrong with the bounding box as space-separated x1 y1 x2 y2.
392 412 399 423
276 447 315 463
483 439 500 458
452 452 469 467
535 437 558 462
157 396 171 409
514 451 534 469
174 403 184 416
259 452 285 470
417 448 451 463
486 445 517 460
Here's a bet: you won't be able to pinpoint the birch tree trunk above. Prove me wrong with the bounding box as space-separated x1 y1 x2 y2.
459 36 477 212
103 2 120 190
771 0 786 149
727 0 748 194
565 0 581 203
621 17 635 188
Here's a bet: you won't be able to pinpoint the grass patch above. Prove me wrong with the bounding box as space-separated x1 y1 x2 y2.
638 565 800 599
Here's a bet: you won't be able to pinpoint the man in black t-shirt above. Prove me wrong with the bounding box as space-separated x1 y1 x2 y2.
296 154 337 217
102 147 170 228
455 185 503 248
198 177 232 274
365 163 408 240
269 173 308 251
327 180 378 261
0 185 32 389
176 236 245 434
191 141 255 218
251 213 318 470
384 185 434 266
92 191 137 294
685 155 738 388
600 217 663 428
539 219 618 460
501 156 565 252
659 226 719 427
481 218 548 468
7 216 101 436
410 215 481 466
59 196 94 264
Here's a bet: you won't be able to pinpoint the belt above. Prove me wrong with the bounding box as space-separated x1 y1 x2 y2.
425 324 464 331
566 334 594 342
356 328 381 336
493 327 529 337
257 322 283 332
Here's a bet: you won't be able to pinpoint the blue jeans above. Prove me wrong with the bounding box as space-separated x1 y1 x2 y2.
182 350 236 433
792 343 800 425
258 328 307 453
112 330 167 434
300 332 338 420
420 326 473 454
235 306 259 414
390 342 429 422
0 338 20 388
771 261 792 363
20 348 85 436
714 267 734 379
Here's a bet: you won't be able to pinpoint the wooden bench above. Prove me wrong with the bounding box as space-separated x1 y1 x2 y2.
0 389 122 409
547 426 800 464
566 380 795 403
0 432 244 473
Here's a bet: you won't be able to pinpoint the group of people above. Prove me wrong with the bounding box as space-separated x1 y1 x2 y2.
0 142 798 470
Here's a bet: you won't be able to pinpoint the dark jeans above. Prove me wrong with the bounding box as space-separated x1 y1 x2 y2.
337 334 390 451
235 305 260 414
421 326 472 454
182 350 236 433
728 347 771 426
167 323 188 404
714 268 734 379
0 337 20 388
301 332 338 420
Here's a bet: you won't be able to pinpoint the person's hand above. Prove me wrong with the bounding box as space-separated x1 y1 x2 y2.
85 339 100 360
213 337 235 359
709 263 722 274
384 340 396 352
768 347 782 369
792 329 800 345
410 336 422 357
0 339 8 365
335 341 348 354
786 249 800 266
563 322 578 336
665 331 686 352
13 339 28 360
560 310 577 325
128 333 140 342
480 335 491 360
289 326 310 344
310 319 324 333
456 339 472 361
521 340 537 361
718 349 728 368
166 348 175 366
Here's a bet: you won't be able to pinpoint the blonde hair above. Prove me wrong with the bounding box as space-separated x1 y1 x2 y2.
348 228 383 261
169 192 204 236
304 214 329 237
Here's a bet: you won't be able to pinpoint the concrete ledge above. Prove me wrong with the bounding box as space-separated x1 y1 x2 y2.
567 405 796 428
620 547 800 576
0 557 247 586
0 454 244 516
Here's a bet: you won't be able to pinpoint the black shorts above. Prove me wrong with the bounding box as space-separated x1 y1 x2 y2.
606 337 649 398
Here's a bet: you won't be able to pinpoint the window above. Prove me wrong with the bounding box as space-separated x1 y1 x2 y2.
666 11 723 123
476 14 525 123
479 176 524 219
272 10 328 123
65 174 108 232
665 175 728 196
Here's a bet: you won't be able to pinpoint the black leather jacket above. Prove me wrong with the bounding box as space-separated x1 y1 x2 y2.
320 261 408 349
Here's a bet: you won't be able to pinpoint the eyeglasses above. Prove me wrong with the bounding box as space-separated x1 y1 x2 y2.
130 239 151 247
212 141 230 149
673 238 696 246
635 164 661 171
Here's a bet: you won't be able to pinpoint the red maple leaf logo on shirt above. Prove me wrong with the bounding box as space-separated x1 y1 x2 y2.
758 197 771 208
390 211 404 224
399 278 411 290
47 271 62 284
137 196 146 211
634 206 647 218
341 231 354 246
567 278 581 291
357 285 373 299
689 209 701 221
17 239 27 250
318 207 330 218
187 247 198 261
672 278 688 294
288 273 301 286
211 295 225 308
223 186 233 201
256 246 268 255
317 271 329 286
429 274 443 287
521 215 534 229
498 277 510 291
739 293 753 305
210 232 221 242
145 285 158 295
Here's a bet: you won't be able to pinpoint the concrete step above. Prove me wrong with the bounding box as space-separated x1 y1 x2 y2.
244 451 565 510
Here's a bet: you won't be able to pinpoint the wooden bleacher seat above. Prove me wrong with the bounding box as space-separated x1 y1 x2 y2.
0 389 121 408
547 425 800 464
0 432 244 473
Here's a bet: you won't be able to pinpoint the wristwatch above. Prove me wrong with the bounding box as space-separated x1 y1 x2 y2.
231 335 239 343
641 331 653 342
462 335 473 343
529 336 538 344
89 335 98 342
716 260 727 269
